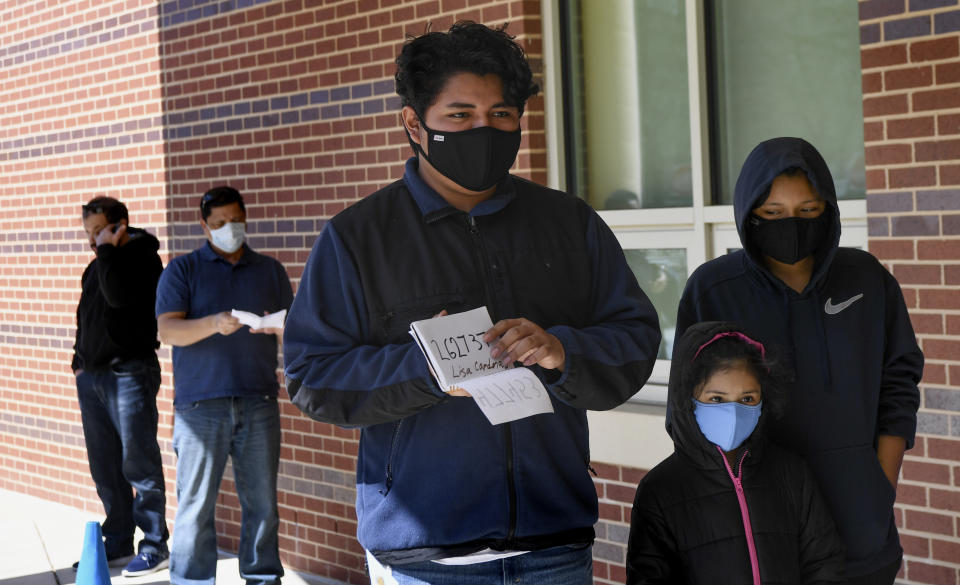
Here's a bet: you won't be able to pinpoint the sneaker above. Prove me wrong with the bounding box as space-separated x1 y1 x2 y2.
72 552 135 571
120 551 169 577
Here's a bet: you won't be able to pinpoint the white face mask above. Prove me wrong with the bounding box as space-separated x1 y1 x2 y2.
209 221 245 253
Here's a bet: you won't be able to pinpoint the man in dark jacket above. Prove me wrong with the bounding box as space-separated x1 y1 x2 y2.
73 196 169 576
675 137 923 583
284 22 661 584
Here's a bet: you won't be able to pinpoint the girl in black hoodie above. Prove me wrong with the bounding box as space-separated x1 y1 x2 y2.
627 321 844 585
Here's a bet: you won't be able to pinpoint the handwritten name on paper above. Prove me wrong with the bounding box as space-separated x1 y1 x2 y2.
409 307 554 425
461 368 553 425
451 356 506 380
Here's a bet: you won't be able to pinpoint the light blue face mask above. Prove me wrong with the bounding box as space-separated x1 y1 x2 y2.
210 221 245 254
692 399 763 452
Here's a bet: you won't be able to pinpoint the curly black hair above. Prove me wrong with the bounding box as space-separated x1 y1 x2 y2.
395 21 540 119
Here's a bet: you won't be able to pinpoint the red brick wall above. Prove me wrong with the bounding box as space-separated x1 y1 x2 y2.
0 0 172 514
861 1 960 583
589 464 643 585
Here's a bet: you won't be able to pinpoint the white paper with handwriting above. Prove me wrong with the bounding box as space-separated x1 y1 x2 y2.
409 307 554 425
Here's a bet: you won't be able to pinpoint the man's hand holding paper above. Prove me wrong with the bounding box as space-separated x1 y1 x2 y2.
213 311 243 336
485 317 566 372
231 309 287 335
409 307 555 425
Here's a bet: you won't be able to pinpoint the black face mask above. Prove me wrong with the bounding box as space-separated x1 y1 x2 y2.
748 213 830 265
411 119 521 192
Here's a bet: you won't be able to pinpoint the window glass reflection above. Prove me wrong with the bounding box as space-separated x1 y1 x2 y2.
563 0 692 210
710 0 865 204
623 248 687 359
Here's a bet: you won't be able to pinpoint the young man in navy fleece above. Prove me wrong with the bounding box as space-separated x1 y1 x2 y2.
283 22 661 585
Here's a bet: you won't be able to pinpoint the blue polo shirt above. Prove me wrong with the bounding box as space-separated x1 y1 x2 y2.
156 242 294 405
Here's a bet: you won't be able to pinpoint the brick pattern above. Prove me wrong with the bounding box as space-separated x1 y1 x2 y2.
0 0 174 532
861 1 960 583
592 463 646 585
1 1 546 584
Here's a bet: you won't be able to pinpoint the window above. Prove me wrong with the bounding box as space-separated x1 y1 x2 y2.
560 1 692 211
542 0 868 402
708 0 867 204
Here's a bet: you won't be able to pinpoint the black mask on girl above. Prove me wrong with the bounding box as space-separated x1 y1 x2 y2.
411 118 521 192
747 213 830 265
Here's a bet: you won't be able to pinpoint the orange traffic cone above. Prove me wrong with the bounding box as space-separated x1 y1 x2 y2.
75 521 111 585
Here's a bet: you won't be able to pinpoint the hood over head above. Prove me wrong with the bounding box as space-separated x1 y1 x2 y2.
733 137 841 281
107 225 159 257
667 321 784 464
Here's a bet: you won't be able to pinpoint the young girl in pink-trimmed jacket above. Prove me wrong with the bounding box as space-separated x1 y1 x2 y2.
627 321 844 585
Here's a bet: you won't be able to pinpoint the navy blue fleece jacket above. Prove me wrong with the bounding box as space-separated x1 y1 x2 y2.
283 159 661 562
675 137 923 577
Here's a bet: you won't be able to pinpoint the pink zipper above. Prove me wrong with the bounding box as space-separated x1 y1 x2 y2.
718 445 761 585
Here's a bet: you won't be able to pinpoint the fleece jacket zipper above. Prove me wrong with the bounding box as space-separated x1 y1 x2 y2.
467 213 517 541
718 446 761 585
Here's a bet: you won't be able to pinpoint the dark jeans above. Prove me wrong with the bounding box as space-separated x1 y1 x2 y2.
76 356 168 556
847 556 902 585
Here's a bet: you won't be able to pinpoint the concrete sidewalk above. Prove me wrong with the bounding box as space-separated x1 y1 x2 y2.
0 489 337 585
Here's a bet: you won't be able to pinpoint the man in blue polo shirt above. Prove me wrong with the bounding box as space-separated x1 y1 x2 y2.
156 186 292 585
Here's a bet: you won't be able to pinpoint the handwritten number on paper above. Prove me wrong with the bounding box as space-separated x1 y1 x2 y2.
430 339 448 361
430 331 492 362
471 332 485 351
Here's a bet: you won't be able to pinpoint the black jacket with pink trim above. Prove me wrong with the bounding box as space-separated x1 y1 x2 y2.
627 321 845 585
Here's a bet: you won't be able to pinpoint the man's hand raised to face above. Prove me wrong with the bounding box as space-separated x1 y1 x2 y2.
95 223 128 248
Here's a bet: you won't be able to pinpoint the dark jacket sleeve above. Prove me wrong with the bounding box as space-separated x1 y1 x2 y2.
627 479 681 585
795 459 846 584
283 224 444 427
94 234 162 308
71 263 93 372
547 209 661 410
278 261 294 310
71 339 81 372
878 267 923 448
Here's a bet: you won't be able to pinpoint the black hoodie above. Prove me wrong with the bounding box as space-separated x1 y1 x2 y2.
628 321 844 585
72 227 163 371
675 137 923 577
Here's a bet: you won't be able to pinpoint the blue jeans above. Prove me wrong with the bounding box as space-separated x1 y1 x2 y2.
370 544 594 585
170 396 283 585
76 357 168 557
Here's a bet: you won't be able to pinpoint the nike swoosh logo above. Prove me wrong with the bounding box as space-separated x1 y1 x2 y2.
824 294 864 315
